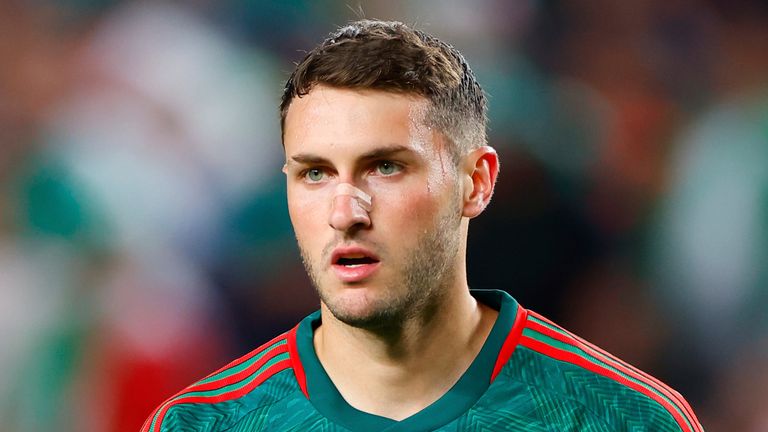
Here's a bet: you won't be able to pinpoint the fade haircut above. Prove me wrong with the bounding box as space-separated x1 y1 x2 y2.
280 19 488 162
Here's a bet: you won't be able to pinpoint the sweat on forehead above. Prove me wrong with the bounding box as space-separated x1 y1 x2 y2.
283 86 430 153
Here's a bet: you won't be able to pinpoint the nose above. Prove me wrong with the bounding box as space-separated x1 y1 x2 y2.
329 188 372 232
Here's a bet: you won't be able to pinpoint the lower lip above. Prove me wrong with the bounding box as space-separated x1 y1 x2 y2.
331 262 380 283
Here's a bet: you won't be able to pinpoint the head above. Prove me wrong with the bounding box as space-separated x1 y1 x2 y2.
280 20 499 331
280 19 487 162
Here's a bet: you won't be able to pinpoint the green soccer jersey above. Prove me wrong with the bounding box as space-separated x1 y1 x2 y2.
142 290 703 431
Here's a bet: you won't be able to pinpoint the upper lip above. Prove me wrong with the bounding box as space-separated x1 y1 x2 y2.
331 245 380 265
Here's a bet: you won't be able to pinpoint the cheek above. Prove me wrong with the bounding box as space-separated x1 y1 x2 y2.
288 190 329 235
369 153 457 224
371 185 441 231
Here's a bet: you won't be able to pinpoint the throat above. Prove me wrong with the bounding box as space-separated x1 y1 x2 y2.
314 297 498 421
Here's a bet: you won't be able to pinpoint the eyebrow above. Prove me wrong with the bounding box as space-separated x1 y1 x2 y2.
287 145 412 166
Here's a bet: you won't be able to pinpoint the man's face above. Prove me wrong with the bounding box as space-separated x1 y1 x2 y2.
283 85 464 329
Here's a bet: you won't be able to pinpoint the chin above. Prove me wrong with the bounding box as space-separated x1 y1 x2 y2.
324 286 376 313
321 287 386 326
322 287 403 328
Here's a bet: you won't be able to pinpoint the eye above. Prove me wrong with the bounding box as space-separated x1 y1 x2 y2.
304 168 326 182
376 161 401 176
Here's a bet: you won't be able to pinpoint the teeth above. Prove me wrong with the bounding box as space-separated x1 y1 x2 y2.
345 264 364 268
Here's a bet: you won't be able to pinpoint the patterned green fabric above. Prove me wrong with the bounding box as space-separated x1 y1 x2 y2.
144 290 702 431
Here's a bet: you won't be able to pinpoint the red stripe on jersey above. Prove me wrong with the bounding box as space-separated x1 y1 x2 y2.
287 324 309 398
527 311 701 432
182 343 288 393
520 335 694 432
194 333 287 388
491 305 528 382
525 319 701 432
148 359 292 432
140 413 152 432
142 334 289 432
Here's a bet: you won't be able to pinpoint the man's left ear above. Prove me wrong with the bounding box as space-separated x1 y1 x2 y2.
461 146 500 218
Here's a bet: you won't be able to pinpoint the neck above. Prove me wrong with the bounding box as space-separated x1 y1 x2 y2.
314 285 498 420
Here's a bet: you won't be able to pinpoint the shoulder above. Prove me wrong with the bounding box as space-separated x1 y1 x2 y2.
499 308 703 432
141 330 303 432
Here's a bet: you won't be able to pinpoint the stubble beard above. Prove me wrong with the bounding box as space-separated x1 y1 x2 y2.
298 193 463 333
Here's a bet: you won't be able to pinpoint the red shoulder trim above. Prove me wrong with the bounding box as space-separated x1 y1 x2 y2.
287 324 309 398
491 304 528 382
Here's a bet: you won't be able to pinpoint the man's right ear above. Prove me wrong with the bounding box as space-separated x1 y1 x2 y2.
461 146 499 219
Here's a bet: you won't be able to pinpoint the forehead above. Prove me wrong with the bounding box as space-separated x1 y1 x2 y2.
283 86 435 158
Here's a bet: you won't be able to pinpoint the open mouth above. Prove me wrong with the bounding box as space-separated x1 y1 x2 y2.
331 246 380 266
335 256 378 267
330 247 381 282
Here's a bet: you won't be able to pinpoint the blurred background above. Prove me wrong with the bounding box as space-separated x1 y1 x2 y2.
1 0 767 430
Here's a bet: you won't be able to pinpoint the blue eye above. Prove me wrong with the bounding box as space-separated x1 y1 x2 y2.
305 168 325 182
377 161 400 175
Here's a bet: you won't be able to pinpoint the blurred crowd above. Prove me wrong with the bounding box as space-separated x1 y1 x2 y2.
1 0 767 430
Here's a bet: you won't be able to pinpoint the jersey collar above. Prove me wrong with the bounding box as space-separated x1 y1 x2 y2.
289 289 521 431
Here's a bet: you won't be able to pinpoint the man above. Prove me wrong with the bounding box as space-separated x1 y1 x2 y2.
143 20 703 431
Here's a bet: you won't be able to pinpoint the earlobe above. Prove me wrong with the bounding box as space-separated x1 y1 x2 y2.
462 146 499 219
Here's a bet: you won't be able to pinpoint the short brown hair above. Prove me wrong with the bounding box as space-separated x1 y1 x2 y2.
280 19 487 160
